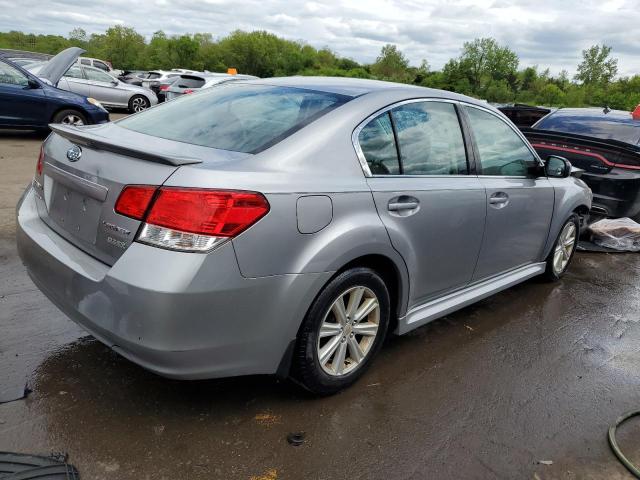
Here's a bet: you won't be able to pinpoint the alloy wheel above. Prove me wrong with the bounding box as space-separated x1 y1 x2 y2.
132 97 149 112
316 286 380 376
61 114 84 126
553 221 577 275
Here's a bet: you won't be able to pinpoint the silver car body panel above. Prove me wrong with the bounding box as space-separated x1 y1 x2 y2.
58 66 157 109
16 77 592 379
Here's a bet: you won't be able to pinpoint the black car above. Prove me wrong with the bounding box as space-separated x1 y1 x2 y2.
497 104 553 128
522 107 640 220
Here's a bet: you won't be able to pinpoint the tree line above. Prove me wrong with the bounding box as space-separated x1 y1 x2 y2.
1 26 638 110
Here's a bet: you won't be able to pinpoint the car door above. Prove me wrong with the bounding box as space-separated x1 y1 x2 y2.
359 100 486 308
462 105 555 280
0 60 47 127
84 67 122 106
60 65 91 97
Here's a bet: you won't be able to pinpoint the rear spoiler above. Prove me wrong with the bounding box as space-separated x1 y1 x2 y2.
49 124 202 166
521 127 640 156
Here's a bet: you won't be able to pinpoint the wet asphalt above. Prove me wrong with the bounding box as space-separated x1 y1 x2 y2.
1 120 640 479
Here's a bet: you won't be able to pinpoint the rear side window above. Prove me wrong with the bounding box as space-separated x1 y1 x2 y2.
175 76 206 89
391 102 467 175
147 72 161 79
64 65 84 79
536 113 640 145
85 68 114 83
80 58 91 65
358 113 400 175
465 106 538 176
118 84 351 154
94 61 109 71
357 101 467 176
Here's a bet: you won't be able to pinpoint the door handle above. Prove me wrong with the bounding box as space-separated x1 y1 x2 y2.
488 192 509 208
388 201 419 211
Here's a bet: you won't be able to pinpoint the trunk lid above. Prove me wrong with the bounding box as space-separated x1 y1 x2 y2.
34 123 214 266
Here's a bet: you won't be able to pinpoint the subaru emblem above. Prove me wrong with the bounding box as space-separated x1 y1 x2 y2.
66 145 82 162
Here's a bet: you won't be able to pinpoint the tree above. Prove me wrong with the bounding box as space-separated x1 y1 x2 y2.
575 44 618 85
68 27 87 45
370 44 411 83
457 38 519 94
97 26 146 70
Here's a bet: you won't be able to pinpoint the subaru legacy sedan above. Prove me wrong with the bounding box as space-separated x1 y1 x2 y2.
16 78 591 394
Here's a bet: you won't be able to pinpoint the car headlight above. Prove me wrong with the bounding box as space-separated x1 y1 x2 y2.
87 97 107 111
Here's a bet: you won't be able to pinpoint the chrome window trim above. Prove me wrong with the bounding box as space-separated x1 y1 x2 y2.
352 98 463 178
352 97 545 179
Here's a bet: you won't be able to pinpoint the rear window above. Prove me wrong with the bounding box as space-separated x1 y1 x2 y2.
174 75 206 89
118 84 351 154
536 113 640 145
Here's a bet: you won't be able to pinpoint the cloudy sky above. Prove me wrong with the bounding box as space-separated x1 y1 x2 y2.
1 0 639 76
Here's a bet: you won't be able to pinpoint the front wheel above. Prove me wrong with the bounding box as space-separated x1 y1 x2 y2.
52 109 87 126
543 214 579 281
293 268 390 395
129 95 150 113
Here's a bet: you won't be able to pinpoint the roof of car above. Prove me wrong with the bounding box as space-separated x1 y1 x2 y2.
546 107 636 123
243 76 489 104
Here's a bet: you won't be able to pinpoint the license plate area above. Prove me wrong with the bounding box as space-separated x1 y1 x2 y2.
48 180 102 244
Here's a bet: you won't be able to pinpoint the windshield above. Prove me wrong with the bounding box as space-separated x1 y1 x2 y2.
118 83 351 153
536 112 640 145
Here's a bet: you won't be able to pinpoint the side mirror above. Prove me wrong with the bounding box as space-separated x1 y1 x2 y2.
545 155 572 178
27 78 40 89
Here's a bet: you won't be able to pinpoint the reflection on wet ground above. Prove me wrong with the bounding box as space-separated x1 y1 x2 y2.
1 132 640 478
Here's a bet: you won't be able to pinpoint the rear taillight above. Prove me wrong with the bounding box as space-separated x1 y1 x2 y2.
115 187 269 252
183 89 194 94
36 145 44 176
159 85 169 91
114 185 157 219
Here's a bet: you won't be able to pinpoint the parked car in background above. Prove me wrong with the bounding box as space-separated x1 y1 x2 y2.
521 107 640 220
29 62 157 113
17 77 591 394
77 57 113 72
140 70 181 89
118 70 147 86
164 73 258 100
497 104 553 128
0 48 108 129
156 76 180 102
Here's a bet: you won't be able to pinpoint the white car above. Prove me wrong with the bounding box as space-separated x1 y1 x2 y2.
164 73 258 100
77 57 113 72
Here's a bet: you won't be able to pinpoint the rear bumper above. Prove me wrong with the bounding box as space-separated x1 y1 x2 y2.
582 169 640 219
17 186 331 379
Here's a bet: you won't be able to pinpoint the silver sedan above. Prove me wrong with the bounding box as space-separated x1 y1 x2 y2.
16 77 592 394
29 62 157 113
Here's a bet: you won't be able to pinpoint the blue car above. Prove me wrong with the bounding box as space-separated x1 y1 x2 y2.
0 47 109 129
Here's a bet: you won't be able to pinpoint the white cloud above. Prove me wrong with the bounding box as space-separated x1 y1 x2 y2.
0 0 638 76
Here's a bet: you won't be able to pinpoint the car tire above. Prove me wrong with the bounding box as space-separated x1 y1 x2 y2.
293 267 390 395
51 109 87 126
543 214 580 281
129 95 150 113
